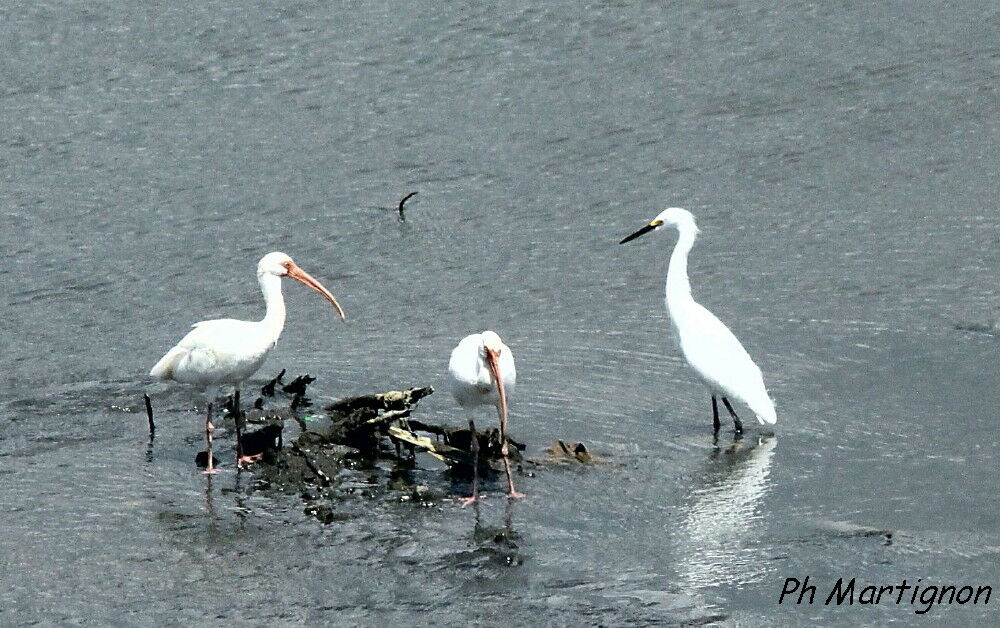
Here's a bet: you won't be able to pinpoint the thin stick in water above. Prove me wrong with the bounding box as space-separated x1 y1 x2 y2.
143 393 155 437
398 191 418 221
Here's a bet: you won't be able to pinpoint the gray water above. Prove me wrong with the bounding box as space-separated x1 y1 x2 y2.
1 1 998 625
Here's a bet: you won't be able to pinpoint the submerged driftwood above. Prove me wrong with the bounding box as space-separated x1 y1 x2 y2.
318 387 435 450
205 371 597 522
208 372 594 478
233 375 527 491
313 387 526 472
541 440 596 465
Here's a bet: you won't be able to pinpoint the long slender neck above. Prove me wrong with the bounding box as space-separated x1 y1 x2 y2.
665 225 698 308
259 273 286 345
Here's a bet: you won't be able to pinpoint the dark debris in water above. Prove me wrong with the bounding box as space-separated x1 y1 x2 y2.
954 320 999 336
817 520 895 546
393 417 525 475
282 374 316 397
210 369 597 523
539 440 598 465
260 368 286 397
240 424 283 461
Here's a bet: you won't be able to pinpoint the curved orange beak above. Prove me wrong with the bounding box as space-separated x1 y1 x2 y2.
286 263 346 322
484 348 507 423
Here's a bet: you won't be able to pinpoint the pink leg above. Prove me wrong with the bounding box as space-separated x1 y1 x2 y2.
203 402 219 474
459 418 481 507
497 406 524 499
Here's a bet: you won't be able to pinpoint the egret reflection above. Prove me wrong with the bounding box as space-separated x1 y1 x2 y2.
674 435 777 589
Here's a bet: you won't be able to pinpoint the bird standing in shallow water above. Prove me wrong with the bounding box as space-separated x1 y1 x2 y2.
449 331 522 501
149 252 346 471
620 208 776 432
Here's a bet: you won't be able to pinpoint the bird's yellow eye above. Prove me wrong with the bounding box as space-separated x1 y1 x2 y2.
650 220 664 227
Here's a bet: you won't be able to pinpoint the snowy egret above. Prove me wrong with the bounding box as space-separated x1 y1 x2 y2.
449 331 522 500
620 208 776 432
149 252 346 471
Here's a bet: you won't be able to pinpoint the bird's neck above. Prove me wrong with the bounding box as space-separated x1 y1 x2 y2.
259 273 286 345
665 226 697 308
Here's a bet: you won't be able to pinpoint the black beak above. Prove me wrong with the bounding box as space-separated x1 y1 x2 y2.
620 222 658 244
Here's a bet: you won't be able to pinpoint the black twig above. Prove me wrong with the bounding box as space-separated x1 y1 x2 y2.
143 393 155 437
397 191 418 221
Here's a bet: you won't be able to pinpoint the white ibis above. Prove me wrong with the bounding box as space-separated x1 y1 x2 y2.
149 251 345 472
448 331 522 500
620 208 777 432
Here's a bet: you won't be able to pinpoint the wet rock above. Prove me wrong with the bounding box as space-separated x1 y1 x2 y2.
815 520 895 545
545 440 594 464
527 441 602 467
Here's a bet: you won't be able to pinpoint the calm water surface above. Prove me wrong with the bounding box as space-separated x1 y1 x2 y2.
1 1 997 625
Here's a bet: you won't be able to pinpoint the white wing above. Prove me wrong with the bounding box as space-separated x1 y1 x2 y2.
674 302 776 424
149 319 273 386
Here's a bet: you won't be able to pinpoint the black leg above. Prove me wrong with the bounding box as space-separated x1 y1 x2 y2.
722 397 743 433
712 395 720 433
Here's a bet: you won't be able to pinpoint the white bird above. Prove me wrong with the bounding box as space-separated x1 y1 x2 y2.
620 208 776 432
149 252 346 471
448 331 521 500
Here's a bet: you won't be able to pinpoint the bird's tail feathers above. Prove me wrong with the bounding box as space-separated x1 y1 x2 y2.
149 347 186 380
751 394 777 425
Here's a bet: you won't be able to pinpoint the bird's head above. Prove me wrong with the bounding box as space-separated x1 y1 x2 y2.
479 330 509 417
619 207 698 244
480 330 505 355
257 252 346 322
479 330 508 379
257 251 295 277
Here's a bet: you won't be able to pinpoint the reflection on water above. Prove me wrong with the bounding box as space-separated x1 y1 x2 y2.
674 435 777 590
445 499 524 571
203 473 217 521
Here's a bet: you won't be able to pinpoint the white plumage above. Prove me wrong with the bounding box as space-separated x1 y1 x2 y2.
149 319 275 387
449 331 516 410
149 251 345 470
621 208 776 431
448 331 522 499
